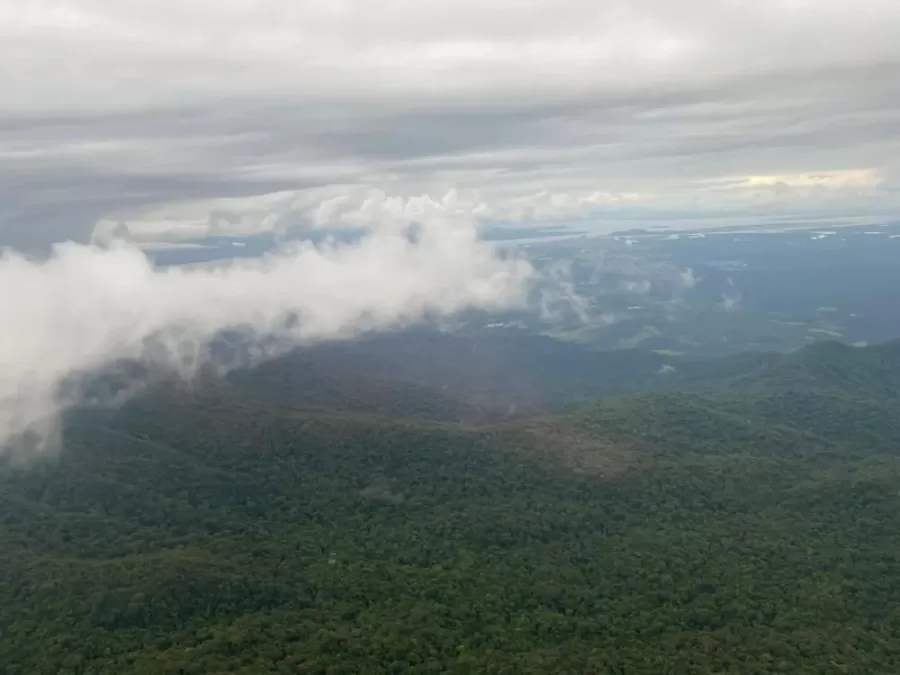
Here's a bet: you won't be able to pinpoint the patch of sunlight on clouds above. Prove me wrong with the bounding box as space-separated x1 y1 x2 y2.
741 168 881 189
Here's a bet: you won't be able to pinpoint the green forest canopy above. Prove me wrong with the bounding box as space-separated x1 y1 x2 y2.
3 339 900 673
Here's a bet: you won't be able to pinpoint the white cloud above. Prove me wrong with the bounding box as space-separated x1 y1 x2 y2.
0 210 531 456
677 268 701 290
741 169 881 190
89 187 656 244
535 261 591 325
720 292 742 312
620 280 653 295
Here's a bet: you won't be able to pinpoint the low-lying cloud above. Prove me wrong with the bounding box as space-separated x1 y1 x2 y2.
0 212 532 457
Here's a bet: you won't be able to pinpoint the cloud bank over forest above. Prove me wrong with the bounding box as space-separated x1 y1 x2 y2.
0 213 531 456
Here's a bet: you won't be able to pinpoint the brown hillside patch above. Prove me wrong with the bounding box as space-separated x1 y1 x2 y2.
503 420 646 478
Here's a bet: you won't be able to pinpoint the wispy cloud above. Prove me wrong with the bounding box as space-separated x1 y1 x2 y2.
0 210 531 457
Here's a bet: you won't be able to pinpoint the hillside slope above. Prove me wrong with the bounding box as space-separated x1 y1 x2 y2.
3 340 900 673
225 329 672 416
223 331 900 421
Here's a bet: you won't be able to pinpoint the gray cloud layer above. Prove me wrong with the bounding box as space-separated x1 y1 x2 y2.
2 0 900 246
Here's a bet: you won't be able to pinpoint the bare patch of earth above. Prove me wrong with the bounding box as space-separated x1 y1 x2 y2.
495 420 647 478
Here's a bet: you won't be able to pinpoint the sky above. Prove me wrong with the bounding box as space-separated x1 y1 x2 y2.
2 0 900 453
3 0 900 248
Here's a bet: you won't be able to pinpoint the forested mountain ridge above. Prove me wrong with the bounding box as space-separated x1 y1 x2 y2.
223 331 900 420
224 329 673 416
3 339 900 673
666 338 900 397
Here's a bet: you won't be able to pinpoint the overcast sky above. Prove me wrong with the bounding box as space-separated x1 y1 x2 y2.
3 0 900 248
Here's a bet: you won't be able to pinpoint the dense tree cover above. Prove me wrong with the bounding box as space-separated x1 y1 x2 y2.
3 342 900 673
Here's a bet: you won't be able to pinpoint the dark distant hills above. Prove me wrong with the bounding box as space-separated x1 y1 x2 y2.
225 329 900 420
226 329 672 418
